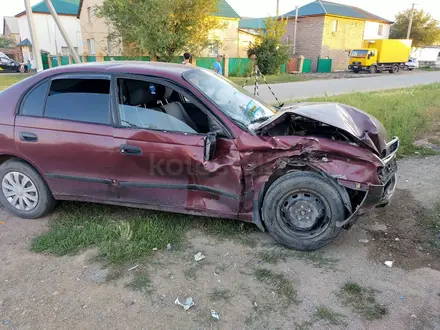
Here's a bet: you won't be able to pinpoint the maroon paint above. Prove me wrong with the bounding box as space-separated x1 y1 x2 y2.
0 62 393 227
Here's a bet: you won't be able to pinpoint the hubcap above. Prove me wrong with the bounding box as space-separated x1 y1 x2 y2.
279 192 328 235
2 172 39 211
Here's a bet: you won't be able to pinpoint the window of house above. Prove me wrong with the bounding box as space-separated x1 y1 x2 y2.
117 78 217 135
87 7 94 24
21 81 50 117
332 20 338 33
208 42 219 57
378 24 384 36
61 47 69 56
87 39 96 55
45 78 111 125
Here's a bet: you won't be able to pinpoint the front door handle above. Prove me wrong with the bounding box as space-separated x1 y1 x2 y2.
120 144 142 156
19 132 38 142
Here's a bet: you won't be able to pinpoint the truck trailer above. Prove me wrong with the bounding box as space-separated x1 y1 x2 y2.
348 39 412 74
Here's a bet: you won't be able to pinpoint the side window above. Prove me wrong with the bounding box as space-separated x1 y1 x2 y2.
117 78 215 134
45 78 111 125
21 81 49 116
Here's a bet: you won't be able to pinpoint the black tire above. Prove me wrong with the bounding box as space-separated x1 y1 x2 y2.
369 65 377 74
262 171 345 251
403 65 409 71
353 70 360 73
0 159 55 219
389 65 399 74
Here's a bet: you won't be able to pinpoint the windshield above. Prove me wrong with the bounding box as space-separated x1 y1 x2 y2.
183 69 277 128
351 50 368 58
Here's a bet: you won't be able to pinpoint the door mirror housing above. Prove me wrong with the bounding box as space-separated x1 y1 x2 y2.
204 132 217 161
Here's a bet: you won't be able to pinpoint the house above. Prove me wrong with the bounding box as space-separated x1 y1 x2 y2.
238 18 264 57
281 0 392 70
77 0 123 56
15 0 83 67
77 0 244 58
2 16 23 62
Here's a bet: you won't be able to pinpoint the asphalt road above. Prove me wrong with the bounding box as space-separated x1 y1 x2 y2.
246 71 440 103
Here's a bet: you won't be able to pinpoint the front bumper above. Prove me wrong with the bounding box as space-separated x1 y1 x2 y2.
336 137 399 227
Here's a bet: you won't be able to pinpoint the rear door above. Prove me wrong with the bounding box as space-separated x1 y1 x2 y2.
14 74 118 201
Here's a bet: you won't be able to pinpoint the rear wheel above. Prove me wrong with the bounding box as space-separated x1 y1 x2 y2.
0 160 55 219
262 171 345 251
403 65 409 71
389 65 399 74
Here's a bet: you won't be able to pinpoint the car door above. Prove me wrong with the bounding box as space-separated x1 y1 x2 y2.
0 57 17 72
14 74 118 201
112 75 242 218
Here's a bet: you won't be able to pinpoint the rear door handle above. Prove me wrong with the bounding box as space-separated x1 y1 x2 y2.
120 144 142 156
19 132 38 142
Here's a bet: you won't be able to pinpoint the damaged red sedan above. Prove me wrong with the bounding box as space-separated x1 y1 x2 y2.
0 62 398 250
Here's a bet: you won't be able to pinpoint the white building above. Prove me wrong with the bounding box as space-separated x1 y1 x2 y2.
363 21 391 40
15 0 83 67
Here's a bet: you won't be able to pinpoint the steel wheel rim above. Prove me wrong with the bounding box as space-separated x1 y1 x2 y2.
2 171 39 211
277 189 332 238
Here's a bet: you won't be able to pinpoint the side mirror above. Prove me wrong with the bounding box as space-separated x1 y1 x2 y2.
204 132 217 161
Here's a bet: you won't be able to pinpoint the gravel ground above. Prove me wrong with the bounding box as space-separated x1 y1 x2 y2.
1 156 440 330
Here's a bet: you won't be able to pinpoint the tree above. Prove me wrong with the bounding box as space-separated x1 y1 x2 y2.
0 36 15 48
247 17 288 75
96 0 224 61
390 9 440 46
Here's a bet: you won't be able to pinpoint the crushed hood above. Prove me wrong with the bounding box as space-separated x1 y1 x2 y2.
256 102 389 154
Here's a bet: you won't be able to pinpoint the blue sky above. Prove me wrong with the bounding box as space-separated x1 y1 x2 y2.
1 0 439 33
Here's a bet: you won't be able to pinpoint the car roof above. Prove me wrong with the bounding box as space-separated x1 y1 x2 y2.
41 61 199 80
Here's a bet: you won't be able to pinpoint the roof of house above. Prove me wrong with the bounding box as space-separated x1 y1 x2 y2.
239 18 265 30
77 0 240 19
215 0 241 19
284 0 392 23
17 38 32 47
3 17 20 35
16 0 80 17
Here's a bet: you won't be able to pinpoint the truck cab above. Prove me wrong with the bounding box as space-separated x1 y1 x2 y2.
348 49 377 73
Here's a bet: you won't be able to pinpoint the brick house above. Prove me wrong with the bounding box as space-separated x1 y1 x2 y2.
281 0 392 71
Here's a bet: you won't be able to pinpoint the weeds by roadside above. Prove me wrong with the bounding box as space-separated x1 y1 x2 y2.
209 288 233 301
254 268 298 306
257 248 338 268
422 203 440 249
338 282 387 320
312 306 346 325
126 272 152 294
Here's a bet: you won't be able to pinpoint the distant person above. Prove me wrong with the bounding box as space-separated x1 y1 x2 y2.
182 52 192 65
26 60 32 74
214 54 223 75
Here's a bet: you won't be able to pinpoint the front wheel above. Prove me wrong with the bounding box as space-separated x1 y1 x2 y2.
262 171 346 251
0 160 55 219
369 65 377 74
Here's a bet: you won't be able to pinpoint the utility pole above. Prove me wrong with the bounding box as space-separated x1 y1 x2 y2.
24 0 43 72
276 0 280 17
406 3 415 39
293 5 298 54
44 0 81 63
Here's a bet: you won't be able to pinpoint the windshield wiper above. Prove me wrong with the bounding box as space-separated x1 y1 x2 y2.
250 116 273 124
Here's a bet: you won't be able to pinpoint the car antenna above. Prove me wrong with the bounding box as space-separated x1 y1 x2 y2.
241 60 284 110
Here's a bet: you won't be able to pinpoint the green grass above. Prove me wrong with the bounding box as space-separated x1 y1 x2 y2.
423 203 440 249
339 282 388 320
313 306 346 325
126 273 152 294
0 74 28 91
31 202 192 265
229 73 309 86
304 84 440 156
209 288 233 301
254 268 298 306
199 218 257 247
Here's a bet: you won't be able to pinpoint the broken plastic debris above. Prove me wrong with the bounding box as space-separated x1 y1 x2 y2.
395 237 400 241
153 248 158 251
194 252 205 262
174 297 195 311
128 265 139 271
359 239 369 243
211 310 219 320
166 243 171 250
384 261 393 267
411 314 417 318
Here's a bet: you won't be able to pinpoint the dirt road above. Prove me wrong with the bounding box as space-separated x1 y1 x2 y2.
1 156 440 330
